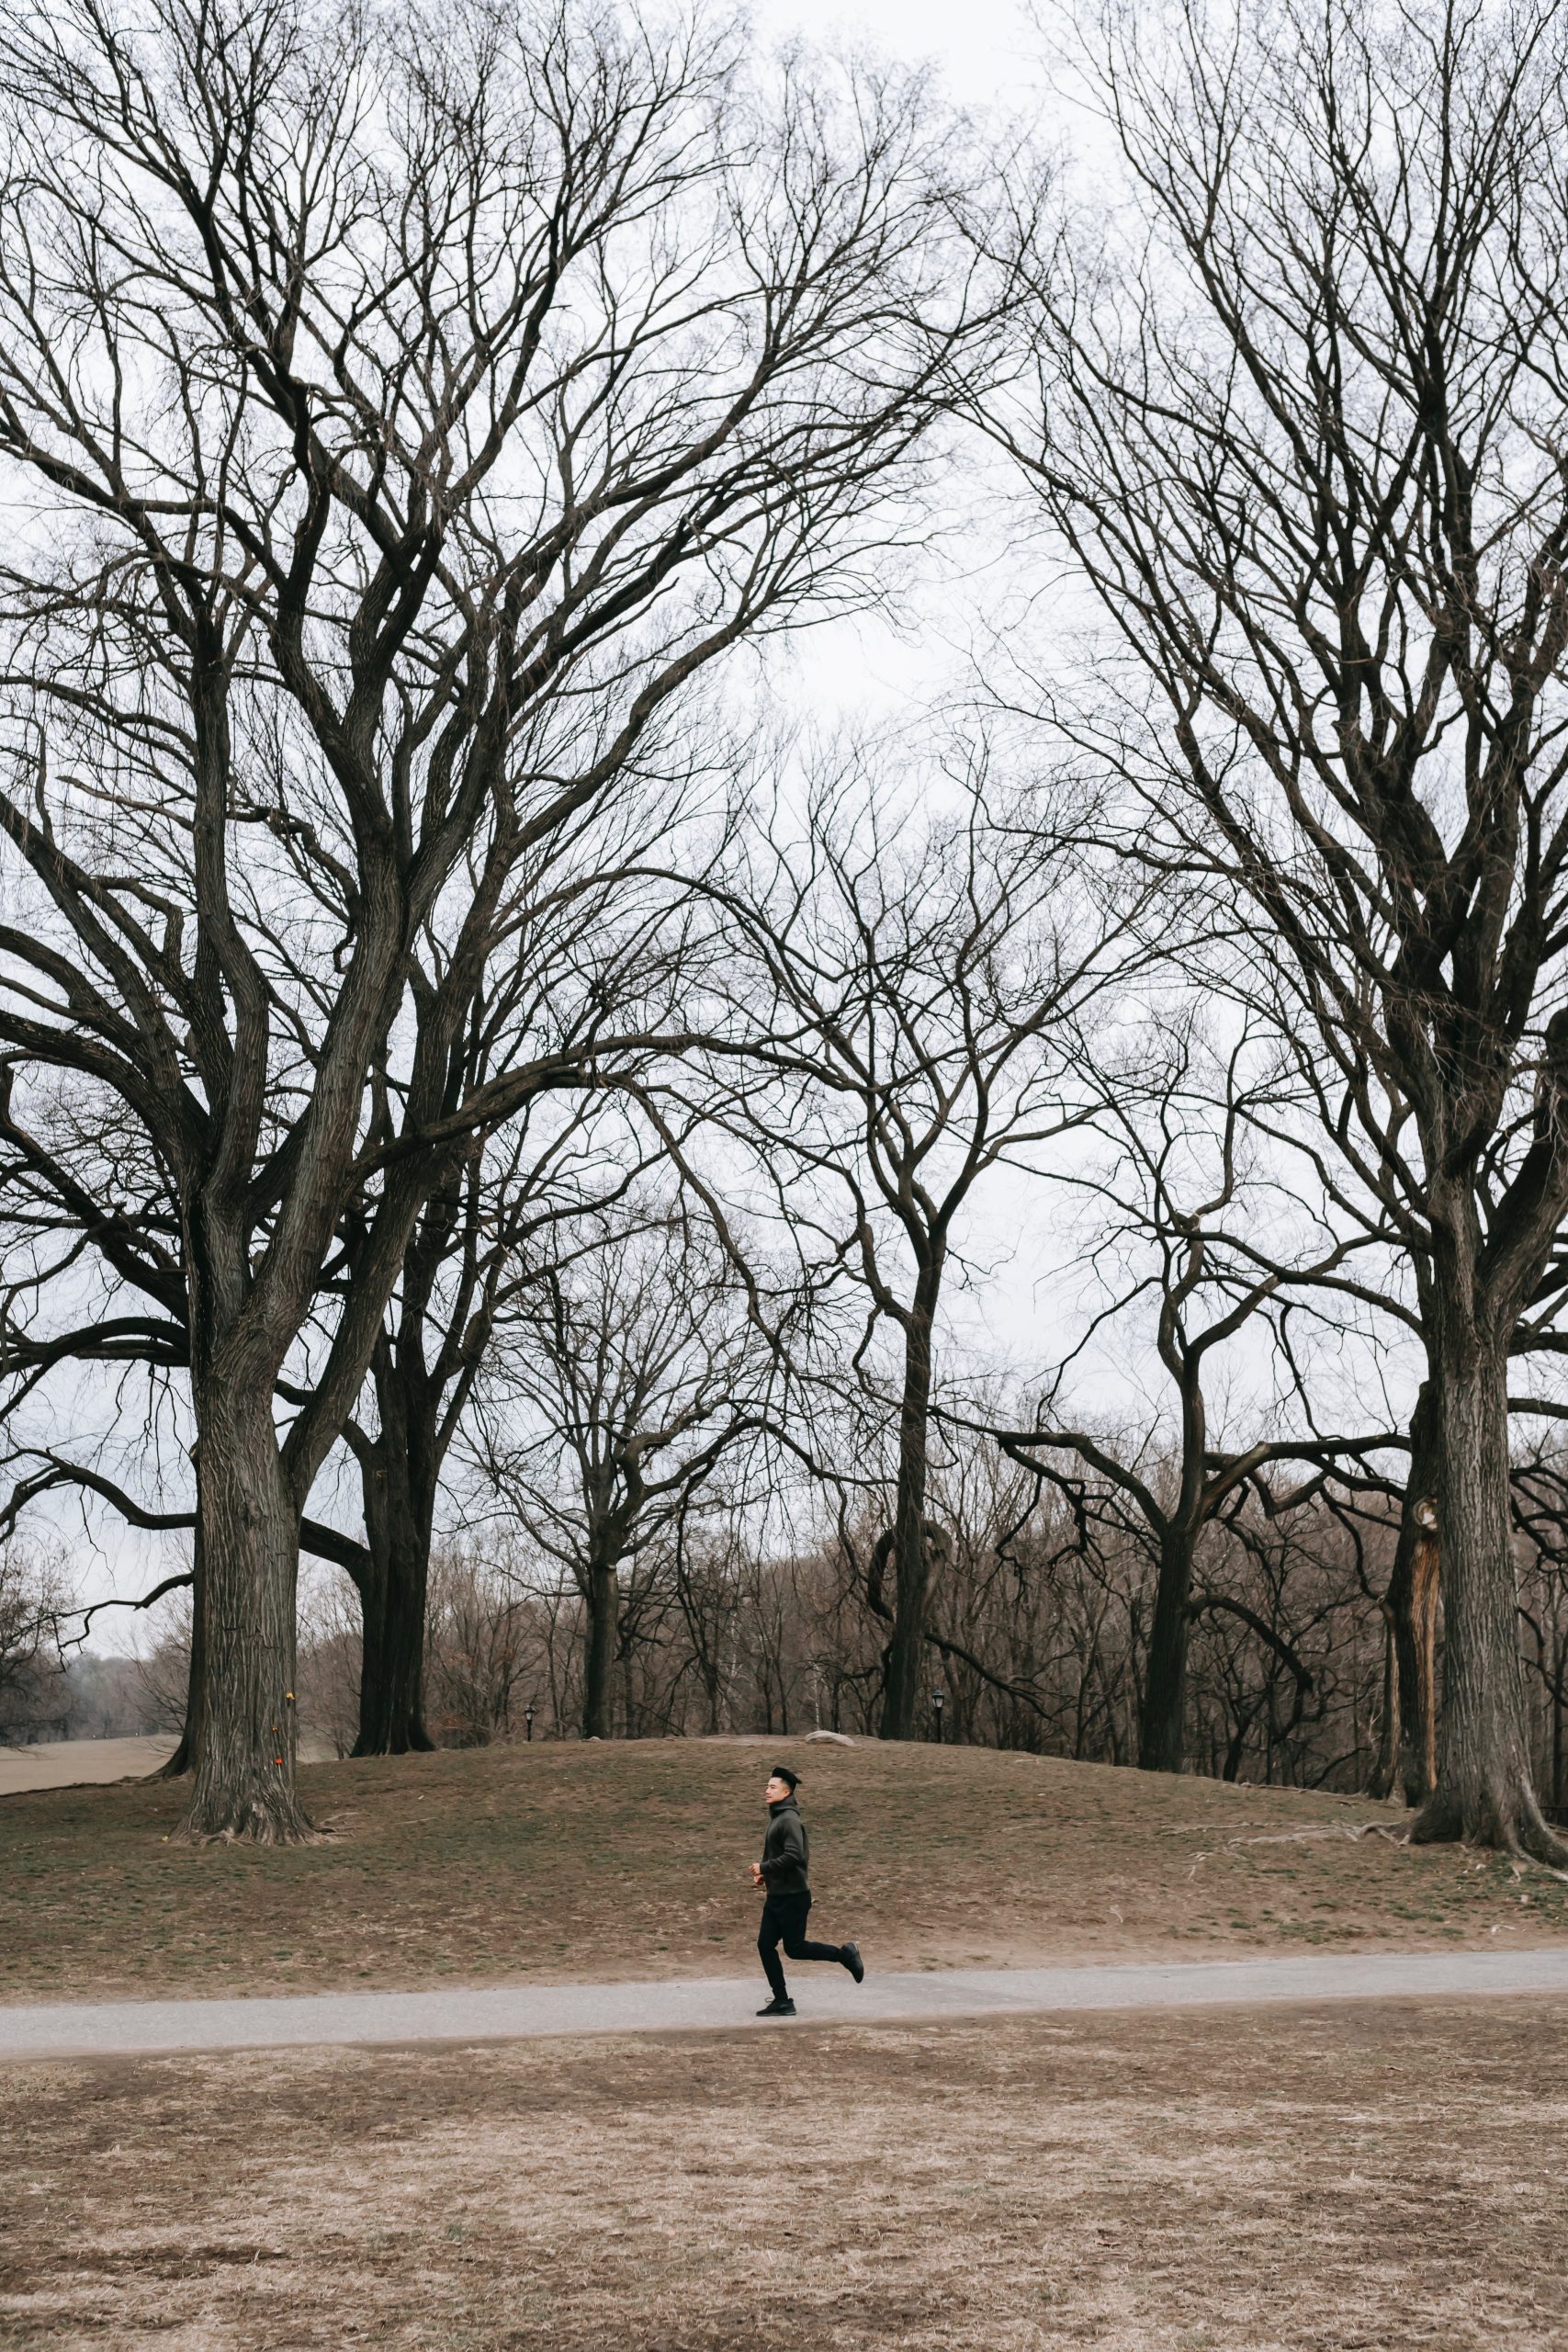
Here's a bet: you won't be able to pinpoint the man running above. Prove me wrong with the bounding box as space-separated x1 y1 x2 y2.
750 1763 864 2017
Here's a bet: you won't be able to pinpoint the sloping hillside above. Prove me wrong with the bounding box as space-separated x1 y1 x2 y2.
4 1735 1563 2002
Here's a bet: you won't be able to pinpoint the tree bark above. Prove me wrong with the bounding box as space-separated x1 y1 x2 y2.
1404 1519 1441 1803
582 1555 619 1739
350 1333 438 1756
880 1290 936 1741
1414 1305 1565 1860
1137 1294 1210 1775
176 1384 311 1842
354 1453 436 1757
1366 1600 1400 1802
1139 1525 1195 1773
1553 1619 1565 1820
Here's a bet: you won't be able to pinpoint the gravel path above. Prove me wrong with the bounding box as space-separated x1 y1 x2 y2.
5 1946 1568 2061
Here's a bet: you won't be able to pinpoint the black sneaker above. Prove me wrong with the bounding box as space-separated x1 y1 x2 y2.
841 1941 864 1984
756 1996 796 2017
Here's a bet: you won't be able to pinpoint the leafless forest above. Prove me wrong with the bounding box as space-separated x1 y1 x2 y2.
6 0 1568 1856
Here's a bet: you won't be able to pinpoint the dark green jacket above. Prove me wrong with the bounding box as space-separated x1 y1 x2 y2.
759 1795 809 1896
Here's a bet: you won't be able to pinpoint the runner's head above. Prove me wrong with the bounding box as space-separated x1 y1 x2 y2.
765 1766 798 1803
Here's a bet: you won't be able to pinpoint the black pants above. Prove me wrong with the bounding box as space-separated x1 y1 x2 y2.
758 1891 843 2000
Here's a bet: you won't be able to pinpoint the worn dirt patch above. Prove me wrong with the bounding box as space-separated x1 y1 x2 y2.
0 1733 335 1796
0 1736 179 1795
1 1997 1564 2349
6 1739 1568 2005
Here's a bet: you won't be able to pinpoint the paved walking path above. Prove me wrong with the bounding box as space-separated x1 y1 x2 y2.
5 1946 1568 2062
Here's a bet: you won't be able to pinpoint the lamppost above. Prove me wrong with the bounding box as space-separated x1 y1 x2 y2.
524 1704 536 1743
931 1686 945 1744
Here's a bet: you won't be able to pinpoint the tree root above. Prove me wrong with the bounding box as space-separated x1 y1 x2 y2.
173 1825 331 1849
1504 1822 1568 1881
1223 1826 1387 1849
171 1802 326 1848
1412 1784 1568 1869
1163 1819 1410 1849
1514 1805 1568 1874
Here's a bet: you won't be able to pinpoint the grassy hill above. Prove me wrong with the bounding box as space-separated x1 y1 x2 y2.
4 1734 1566 2003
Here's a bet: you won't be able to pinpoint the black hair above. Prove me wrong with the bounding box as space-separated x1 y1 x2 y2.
771 1764 799 1792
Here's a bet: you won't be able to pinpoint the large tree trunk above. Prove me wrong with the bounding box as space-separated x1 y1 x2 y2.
1414 1307 1565 1860
1552 1621 1565 1821
347 1255 466 1755
582 1554 619 1739
353 1460 436 1756
352 1339 437 1756
880 1291 937 1741
176 1384 312 1843
1366 1600 1400 1801
1139 1524 1196 1773
1385 1384 1440 1808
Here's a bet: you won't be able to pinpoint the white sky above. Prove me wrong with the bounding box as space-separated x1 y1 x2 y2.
757 0 1043 103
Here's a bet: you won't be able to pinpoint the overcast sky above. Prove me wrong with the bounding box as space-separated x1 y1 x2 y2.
761 0 1041 101
45 0 1418 1652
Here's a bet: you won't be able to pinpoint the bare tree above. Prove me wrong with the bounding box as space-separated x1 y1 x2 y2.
420 1546 536 1747
989 0 1568 1855
327 1098 657 1756
299 868 682 1761
132 1585 196 1741
0 0 1004 1836
466 1196 777 1736
685 749 1146 1737
0 853 673 1760
0 1537 72 1742
1374 1384 1444 1805
995 1017 1399 1771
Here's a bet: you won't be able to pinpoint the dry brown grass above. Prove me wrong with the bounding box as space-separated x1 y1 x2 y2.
6 1736 1568 2005
3 1996 1566 2349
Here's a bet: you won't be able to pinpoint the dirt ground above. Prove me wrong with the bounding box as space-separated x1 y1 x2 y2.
0 1737 179 1796
0 1734 333 1797
3 1996 1565 2350
6 1737 1568 2004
